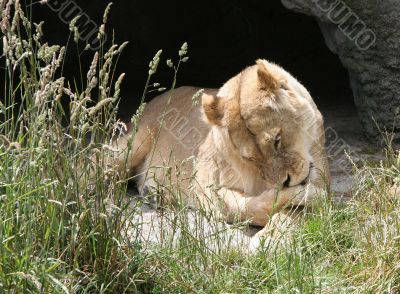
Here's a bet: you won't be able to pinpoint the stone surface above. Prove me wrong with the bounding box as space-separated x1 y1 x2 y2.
320 99 384 197
281 0 400 141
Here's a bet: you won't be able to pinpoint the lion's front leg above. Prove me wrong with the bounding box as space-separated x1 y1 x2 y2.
248 209 302 252
218 185 306 227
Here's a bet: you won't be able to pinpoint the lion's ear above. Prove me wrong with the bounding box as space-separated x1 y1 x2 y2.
256 59 278 91
202 94 225 126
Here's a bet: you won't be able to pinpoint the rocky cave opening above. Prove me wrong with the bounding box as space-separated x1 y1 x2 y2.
31 0 355 122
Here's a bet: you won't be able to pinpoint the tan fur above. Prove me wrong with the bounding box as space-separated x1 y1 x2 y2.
202 94 224 126
117 60 330 227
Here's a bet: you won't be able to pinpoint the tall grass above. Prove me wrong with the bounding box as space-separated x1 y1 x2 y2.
1 1 400 293
0 1 141 291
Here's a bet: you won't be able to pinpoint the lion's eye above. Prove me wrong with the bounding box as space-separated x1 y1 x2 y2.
247 127 256 137
246 156 257 162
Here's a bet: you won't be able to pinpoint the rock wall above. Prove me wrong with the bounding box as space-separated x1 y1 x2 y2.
281 0 400 141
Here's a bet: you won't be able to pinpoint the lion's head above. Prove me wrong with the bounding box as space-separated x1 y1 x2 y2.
202 59 325 191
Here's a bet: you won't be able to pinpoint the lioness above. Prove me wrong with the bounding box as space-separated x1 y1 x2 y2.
116 59 329 227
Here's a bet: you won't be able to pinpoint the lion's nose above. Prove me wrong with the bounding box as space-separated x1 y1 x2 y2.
282 174 291 188
300 162 313 185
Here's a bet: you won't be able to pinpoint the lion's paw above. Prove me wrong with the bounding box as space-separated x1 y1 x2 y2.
247 212 298 253
290 184 324 206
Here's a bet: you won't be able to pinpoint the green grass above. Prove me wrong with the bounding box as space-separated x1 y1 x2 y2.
1 0 400 292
